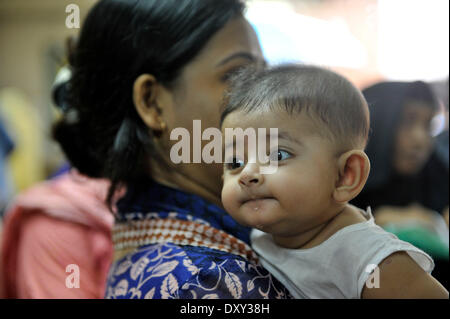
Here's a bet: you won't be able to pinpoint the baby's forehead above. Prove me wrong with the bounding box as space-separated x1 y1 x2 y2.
221 108 325 136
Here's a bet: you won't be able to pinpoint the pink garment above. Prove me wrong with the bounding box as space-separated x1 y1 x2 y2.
1 170 115 298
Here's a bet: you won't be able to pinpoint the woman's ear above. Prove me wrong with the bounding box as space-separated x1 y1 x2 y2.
333 150 370 203
133 74 169 133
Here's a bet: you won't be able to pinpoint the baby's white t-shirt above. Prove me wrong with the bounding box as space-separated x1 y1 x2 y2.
250 208 434 299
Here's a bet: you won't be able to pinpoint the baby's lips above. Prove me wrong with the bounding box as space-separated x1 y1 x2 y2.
240 190 274 204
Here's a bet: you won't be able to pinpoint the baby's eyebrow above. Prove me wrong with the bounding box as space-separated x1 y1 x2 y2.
223 131 302 149
276 131 303 146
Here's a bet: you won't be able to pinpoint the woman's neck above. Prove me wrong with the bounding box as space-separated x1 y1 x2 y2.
149 159 223 208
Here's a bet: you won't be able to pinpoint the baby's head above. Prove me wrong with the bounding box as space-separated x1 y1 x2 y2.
220 64 370 238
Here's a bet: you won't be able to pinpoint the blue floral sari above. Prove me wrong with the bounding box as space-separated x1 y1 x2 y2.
105 180 292 299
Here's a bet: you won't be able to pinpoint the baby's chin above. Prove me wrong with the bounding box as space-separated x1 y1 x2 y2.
237 198 282 230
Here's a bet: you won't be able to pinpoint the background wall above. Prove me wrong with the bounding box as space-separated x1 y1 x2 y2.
0 0 96 183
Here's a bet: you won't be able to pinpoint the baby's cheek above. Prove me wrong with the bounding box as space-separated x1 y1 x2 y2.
221 185 250 227
221 184 238 216
269 174 301 203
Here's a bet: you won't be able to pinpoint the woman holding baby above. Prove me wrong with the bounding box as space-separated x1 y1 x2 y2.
53 0 290 299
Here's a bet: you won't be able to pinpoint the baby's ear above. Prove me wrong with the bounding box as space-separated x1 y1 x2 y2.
333 150 370 203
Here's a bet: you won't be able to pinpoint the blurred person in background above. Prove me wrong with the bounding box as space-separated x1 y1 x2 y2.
0 89 46 193
0 113 15 216
352 81 449 289
430 78 449 227
0 113 15 297
0 66 114 298
430 78 449 177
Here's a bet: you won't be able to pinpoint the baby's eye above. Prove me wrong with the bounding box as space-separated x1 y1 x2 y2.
270 149 292 162
225 157 245 170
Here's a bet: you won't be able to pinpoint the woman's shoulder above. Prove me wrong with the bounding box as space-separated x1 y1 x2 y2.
106 242 292 299
3 211 110 298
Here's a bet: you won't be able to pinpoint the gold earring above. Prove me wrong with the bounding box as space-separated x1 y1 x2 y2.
153 121 166 139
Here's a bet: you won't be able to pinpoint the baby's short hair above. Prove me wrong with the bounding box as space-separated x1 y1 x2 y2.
220 64 370 153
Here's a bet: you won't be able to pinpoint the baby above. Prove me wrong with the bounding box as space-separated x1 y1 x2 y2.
220 64 448 298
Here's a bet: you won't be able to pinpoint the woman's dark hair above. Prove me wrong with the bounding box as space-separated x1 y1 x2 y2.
53 0 245 209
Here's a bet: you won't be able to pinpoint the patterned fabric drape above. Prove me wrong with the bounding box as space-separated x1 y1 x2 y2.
105 180 292 299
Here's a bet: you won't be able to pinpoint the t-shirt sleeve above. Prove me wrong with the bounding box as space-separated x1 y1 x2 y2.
344 225 435 298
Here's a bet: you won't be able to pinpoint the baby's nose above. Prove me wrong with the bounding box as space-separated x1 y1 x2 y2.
239 176 260 187
239 164 263 187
